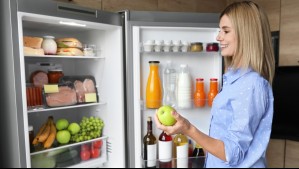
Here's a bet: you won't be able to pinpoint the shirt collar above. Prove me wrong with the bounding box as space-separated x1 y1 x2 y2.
223 67 253 85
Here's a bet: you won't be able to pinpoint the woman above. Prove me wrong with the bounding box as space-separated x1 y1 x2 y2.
155 1 275 168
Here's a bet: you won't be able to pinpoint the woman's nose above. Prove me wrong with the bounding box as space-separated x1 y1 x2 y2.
216 32 223 41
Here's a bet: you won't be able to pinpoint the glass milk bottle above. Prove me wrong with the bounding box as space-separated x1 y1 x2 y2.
177 64 192 109
163 61 177 107
146 61 162 109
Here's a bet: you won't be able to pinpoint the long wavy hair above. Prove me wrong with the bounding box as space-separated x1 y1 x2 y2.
220 1 275 85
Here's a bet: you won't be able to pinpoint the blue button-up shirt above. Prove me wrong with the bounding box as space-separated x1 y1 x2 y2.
205 68 274 168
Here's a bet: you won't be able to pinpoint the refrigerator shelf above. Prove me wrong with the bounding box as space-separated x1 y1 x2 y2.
141 156 206 168
27 102 107 114
141 51 219 55
30 136 108 156
25 55 105 59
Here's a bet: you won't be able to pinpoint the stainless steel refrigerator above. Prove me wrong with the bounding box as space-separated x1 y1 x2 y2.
0 0 222 168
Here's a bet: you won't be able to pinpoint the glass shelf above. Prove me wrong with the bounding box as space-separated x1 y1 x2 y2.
141 51 219 56
142 156 206 168
25 55 105 59
27 102 107 114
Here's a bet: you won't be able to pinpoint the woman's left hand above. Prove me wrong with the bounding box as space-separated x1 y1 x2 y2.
154 110 192 136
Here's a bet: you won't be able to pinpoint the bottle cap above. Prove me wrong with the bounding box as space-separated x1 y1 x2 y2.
147 116 152 122
210 78 218 81
195 144 202 148
196 78 204 81
149 61 160 64
29 125 33 131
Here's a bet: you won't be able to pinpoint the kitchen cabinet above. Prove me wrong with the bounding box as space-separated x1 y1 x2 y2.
266 139 285 168
279 0 299 67
226 0 280 32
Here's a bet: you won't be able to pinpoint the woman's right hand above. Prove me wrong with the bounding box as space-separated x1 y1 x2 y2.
154 110 192 136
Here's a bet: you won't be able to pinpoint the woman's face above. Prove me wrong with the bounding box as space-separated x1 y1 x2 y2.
216 14 237 57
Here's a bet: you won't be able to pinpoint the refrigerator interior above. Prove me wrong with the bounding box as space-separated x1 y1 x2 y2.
18 12 125 167
132 26 223 167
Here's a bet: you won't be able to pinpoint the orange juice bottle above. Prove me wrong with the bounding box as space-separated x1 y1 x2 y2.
194 78 206 108
146 61 162 109
208 78 218 107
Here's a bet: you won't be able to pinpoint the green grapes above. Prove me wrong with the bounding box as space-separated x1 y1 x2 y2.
70 116 104 143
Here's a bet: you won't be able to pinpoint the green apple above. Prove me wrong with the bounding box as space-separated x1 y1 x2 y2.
68 123 81 135
56 119 69 131
157 105 177 126
56 130 71 144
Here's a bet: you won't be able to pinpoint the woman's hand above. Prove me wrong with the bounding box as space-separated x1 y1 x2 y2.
154 110 192 136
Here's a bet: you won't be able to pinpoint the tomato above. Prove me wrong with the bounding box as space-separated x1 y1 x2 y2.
81 144 90 151
93 140 103 149
91 148 100 158
80 150 91 161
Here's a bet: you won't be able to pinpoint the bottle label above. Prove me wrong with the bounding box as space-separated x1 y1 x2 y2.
147 144 157 167
176 144 188 168
158 141 172 162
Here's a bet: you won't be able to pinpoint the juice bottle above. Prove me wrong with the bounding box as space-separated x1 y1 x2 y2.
146 61 162 109
208 78 218 107
194 78 206 108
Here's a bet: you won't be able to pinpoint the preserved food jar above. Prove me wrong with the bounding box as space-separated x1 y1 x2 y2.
208 78 218 107
194 78 206 108
146 61 162 109
48 68 64 84
190 42 203 52
42 36 57 55
206 43 219 52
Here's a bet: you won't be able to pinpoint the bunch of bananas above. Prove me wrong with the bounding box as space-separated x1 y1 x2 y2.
32 116 57 149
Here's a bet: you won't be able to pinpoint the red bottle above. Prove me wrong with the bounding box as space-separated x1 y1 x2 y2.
158 131 172 168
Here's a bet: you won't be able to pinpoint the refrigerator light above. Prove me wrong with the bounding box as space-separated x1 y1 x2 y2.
59 21 86 27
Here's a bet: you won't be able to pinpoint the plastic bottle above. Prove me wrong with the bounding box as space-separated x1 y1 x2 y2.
143 117 157 168
163 61 177 107
194 78 206 108
208 78 219 107
146 61 162 109
158 131 172 168
173 133 189 168
177 64 192 109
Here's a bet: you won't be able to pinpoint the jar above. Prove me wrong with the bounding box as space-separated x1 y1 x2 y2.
42 36 57 55
48 68 64 84
206 43 219 52
190 42 203 52
29 125 34 152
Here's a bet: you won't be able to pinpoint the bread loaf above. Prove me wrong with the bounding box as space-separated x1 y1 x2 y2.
24 47 45 56
23 36 43 49
56 38 83 49
57 48 84 56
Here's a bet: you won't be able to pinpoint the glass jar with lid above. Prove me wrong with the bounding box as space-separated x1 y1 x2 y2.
190 42 203 52
48 68 64 84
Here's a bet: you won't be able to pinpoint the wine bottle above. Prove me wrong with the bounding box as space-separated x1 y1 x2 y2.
143 117 157 168
158 131 172 168
173 134 189 168
192 144 205 168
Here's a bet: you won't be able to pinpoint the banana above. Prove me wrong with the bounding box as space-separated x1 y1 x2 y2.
43 117 57 149
32 121 48 145
37 117 52 143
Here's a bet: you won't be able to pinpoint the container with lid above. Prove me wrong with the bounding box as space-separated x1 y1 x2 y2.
146 61 162 109
206 43 219 52
48 68 64 84
190 42 203 52
42 36 57 55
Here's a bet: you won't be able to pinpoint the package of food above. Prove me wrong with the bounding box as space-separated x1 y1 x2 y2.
59 75 98 103
43 83 77 108
56 38 83 49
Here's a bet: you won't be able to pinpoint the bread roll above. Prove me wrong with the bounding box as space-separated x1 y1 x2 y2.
57 48 84 56
23 36 43 49
24 47 45 56
56 38 83 49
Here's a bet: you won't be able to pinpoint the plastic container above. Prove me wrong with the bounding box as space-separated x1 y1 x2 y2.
177 64 192 109
146 61 162 109
163 61 177 107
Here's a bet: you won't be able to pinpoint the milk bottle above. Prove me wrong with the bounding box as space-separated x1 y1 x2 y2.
177 64 192 109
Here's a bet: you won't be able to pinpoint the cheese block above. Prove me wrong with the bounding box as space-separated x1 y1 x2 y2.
23 36 43 49
24 47 45 56
57 48 84 56
56 38 83 49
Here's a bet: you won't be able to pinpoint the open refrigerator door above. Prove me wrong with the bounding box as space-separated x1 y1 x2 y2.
125 11 223 168
11 0 126 167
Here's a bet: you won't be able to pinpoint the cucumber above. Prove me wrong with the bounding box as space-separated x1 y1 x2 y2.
55 149 79 163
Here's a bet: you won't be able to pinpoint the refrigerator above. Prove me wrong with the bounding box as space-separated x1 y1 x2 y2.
0 0 222 168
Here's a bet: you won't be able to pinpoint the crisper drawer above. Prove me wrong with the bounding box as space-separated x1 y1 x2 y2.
142 157 206 168
31 136 108 168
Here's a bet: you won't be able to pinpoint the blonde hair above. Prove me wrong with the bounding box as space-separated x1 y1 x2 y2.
220 1 275 85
